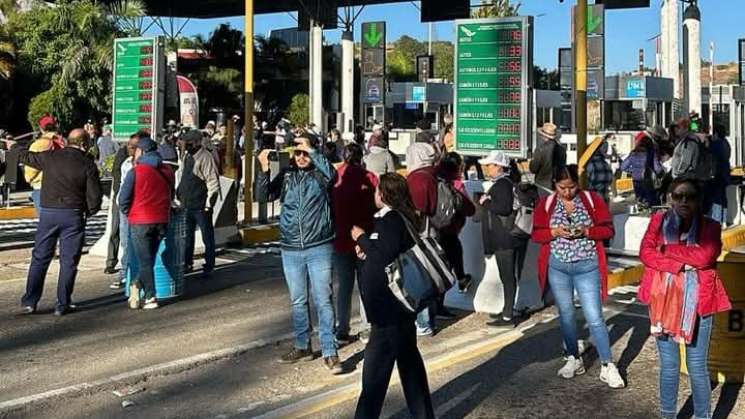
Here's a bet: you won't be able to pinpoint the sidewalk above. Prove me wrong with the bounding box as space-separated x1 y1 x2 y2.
5 280 744 419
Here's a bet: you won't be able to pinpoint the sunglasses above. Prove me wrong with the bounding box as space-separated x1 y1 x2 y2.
671 192 696 201
293 150 309 158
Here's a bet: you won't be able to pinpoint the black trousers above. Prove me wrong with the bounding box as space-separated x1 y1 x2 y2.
438 232 465 279
355 322 435 419
493 248 516 319
105 197 120 270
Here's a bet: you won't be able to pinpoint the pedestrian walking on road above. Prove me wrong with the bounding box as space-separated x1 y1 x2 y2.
106 132 140 281
639 178 731 419
351 173 435 419
96 125 118 175
530 122 566 194
20 129 102 316
256 137 342 374
531 165 625 388
332 143 378 345
476 151 519 327
585 137 614 202
177 129 221 275
621 133 663 207
118 137 175 310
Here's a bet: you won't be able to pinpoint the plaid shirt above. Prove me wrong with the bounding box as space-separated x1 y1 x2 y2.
586 155 613 195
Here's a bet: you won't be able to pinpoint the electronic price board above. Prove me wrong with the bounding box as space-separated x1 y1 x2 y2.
454 17 533 157
112 37 164 141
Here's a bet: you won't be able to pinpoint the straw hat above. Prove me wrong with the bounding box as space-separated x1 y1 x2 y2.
537 122 559 140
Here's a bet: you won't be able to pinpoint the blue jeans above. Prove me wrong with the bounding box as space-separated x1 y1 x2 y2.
281 243 337 357
119 212 130 281
184 208 215 271
548 255 613 363
31 189 41 215
333 251 369 337
656 316 713 419
22 208 85 309
708 203 727 226
130 224 166 300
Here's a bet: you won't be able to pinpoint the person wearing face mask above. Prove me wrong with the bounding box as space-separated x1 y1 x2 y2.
177 129 221 275
531 165 624 388
256 137 342 374
19 129 102 316
639 178 731 419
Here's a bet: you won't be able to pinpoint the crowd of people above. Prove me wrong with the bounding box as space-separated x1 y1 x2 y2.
8 110 735 419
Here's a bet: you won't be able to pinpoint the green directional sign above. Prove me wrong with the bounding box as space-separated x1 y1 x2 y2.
112 37 162 140
586 4 605 36
454 17 533 157
362 22 385 49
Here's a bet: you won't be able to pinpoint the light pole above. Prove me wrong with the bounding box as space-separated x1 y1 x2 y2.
575 0 588 186
243 0 254 224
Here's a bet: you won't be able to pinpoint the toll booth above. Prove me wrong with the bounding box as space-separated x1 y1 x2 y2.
384 82 453 156
603 75 675 131
703 84 745 168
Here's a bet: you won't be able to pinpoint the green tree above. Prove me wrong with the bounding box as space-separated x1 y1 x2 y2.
431 41 454 81
387 35 425 82
0 23 16 126
287 93 309 127
533 66 559 90
5 0 144 130
472 0 521 18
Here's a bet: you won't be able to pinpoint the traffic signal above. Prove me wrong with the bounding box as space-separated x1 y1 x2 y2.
421 0 470 22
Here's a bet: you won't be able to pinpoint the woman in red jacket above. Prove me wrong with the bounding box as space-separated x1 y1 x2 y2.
639 178 731 419
531 165 624 388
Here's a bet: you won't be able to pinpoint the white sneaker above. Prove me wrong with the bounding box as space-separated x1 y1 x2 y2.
128 283 140 309
142 298 159 310
558 355 586 379
600 362 626 389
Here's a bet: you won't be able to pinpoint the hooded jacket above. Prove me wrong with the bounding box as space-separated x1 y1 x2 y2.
406 143 438 216
119 151 175 225
332 163 378 253
256 149 336 249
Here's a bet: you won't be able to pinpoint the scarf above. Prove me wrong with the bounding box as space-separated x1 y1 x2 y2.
648 210 700 344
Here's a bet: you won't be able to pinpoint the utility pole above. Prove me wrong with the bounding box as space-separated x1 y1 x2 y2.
575 0 588 186
709 41 714 132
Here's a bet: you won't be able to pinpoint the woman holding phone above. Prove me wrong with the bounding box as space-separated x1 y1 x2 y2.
531 165 625 388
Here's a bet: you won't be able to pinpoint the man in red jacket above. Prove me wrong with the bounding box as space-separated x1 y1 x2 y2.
118 137 175 310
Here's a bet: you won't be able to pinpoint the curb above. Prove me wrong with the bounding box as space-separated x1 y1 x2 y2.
0 331 294 416
0 206 36 220
254 319 551 419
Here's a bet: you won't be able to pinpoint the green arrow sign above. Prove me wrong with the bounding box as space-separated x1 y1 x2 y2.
364 23 383 48
586 5 604 35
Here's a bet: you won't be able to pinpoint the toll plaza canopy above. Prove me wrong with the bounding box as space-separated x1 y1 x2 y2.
51 0 407 18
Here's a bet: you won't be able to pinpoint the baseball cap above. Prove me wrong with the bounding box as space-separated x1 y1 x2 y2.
38 115 57 130
478 150 510 167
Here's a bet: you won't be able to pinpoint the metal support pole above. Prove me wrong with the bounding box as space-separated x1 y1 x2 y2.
575 0 588 187
243 0 254 224
225 119 236 179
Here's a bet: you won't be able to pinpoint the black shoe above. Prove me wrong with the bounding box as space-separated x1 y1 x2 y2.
278 347 315 364
487 317 515 328
457 274 473 293
21 305 36 315
104 267 118 275
54 305 70 317
336 333 353 346
202 265 214 274
324 356 344 375
436 307 457 320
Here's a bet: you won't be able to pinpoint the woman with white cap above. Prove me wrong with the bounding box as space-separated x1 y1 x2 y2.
476 150 519 327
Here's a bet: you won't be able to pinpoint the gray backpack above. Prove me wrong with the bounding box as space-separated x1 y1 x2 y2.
430 179 464 230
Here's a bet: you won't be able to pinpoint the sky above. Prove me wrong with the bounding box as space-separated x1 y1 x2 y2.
156 0 744 75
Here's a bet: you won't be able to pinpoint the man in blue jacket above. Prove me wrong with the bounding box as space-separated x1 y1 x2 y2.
257 137 341 375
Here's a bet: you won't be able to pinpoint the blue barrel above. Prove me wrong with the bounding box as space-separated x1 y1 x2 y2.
126 208 187 300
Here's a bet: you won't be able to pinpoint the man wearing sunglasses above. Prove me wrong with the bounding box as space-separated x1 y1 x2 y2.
257 137 342 374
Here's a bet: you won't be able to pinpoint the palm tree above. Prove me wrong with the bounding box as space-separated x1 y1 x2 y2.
472 0 521 18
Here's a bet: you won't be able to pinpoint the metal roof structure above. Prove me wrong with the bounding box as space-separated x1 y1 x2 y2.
78 0 405 18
